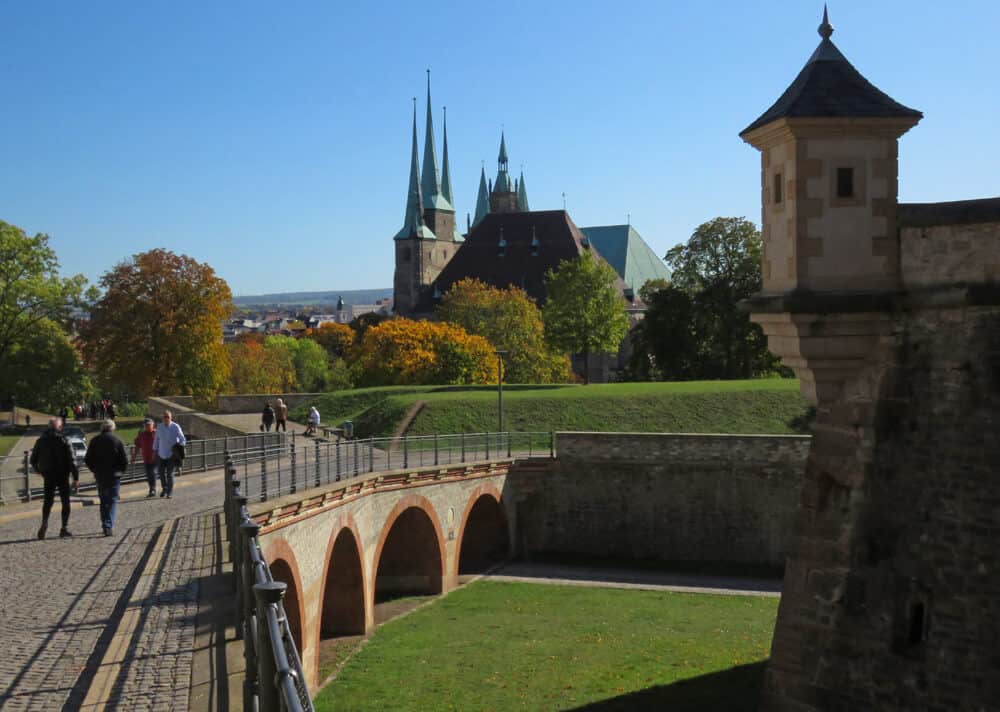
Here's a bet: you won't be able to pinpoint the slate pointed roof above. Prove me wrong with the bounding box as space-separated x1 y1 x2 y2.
517 170 530 211
741 8 922 136
441 107 454 206
422 210 628 310
421 73 454 212
473 165 490 227
395 101 436 240
579 224 671 291
498 131 509 164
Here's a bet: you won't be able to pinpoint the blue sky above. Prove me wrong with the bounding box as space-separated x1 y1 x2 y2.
3 1 998 296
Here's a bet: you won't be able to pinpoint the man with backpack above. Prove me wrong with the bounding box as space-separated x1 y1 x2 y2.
30 417 79 539
85 419 129 536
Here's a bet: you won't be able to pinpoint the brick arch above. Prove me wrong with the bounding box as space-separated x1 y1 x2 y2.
372 494 446 600
319 513 367 639
454 482 511 577
263 538 306 656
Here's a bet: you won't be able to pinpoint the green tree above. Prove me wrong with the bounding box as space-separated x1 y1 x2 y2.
542 254 629 384
0 320 93 411
81 249 233 399
0 221 86 367
437 278 570 383
263 335 331 392
643 217 780 379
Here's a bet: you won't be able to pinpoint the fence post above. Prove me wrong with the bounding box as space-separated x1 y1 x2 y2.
354 439 360 476
336 439 341 482
507 431 512 458
403 435 408 469
485 432 490 460
237 519 259 640
550 431 555 458
253 581 285 711
434 433 439 466
315 440 321 488
461 432 465 463
260 449 268 503
369 438 374 473
23 451 31 502
289 446 297 494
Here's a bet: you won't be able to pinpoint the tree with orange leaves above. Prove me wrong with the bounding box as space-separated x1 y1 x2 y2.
81 249 232 399
304 322 354 359
353 318 496 386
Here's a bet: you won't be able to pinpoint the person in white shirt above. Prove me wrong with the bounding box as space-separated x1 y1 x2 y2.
306 406 320 436
152 410 186 499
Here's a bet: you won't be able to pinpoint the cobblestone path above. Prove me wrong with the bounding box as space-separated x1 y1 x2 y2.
0 469 226 710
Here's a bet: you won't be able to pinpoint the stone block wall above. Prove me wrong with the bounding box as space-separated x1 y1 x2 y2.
511 432 811 569
900 216 1000 287
215 393 322 414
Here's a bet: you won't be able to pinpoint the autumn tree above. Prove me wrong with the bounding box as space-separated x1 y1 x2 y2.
542 254 629 383
437 279 570 383
353 318 496 387
0 221 87 367
225 339 295 394
305 322 355 359
81 249 233 399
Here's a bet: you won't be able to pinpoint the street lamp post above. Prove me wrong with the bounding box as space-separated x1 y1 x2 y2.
495 350 508 435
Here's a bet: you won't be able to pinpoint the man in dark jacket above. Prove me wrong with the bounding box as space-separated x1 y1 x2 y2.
30 417 79 539
261 403 275 432
85 419 129 536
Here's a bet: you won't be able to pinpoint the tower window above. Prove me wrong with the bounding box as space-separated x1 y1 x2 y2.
773 173 783 204
837 167 854 198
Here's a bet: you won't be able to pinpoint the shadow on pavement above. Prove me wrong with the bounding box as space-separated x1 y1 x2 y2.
567 661 768 711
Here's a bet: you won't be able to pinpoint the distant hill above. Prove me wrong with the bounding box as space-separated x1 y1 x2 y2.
233 288 392 307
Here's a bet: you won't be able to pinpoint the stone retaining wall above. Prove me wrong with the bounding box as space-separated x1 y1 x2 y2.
512 432 811 569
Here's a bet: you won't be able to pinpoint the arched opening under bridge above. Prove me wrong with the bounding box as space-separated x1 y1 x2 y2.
458 493 510 576
269 558 304 654
374 505 444 614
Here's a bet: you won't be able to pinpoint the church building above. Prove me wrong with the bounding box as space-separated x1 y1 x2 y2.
391 77 670 317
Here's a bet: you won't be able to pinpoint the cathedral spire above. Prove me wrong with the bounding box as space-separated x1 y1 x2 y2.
473 164 490 227
494 131 512 192
420 70 452 211
441 106 454 206
394 99 427 239
517 168 530 211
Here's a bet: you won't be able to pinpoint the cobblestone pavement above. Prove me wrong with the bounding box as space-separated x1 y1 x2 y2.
0 469 226 710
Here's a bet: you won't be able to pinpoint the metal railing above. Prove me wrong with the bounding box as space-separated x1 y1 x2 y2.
226 431 555 503
0 431 289 505
225 457 313 712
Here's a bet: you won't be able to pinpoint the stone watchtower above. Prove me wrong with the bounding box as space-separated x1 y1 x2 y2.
741 7 921 403
742 9 1000 711
392 73 463 316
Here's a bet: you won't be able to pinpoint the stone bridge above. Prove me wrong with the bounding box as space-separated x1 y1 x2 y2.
242 431 811 690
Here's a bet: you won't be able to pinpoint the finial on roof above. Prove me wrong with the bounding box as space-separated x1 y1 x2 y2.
818 4 833 40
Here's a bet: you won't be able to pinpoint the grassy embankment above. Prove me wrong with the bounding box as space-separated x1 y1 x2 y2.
0 436 20 457
291 380 812 439
314 580 778 711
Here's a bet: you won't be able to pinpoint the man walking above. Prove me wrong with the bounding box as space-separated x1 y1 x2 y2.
275 398 288 432
85 420 128 536
133 418 158 497
261 402 275 432
153 411 186 499
30 417 79 539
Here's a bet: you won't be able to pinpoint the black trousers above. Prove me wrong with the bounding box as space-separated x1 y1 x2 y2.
42 473 72 527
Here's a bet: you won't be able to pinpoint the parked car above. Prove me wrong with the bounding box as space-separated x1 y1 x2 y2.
62 425 87 467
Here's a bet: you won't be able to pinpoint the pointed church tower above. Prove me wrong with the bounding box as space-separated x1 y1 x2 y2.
440 107 463 241
490 131 520 213
393 77 462 316
420 71 458 246
473 164 490 227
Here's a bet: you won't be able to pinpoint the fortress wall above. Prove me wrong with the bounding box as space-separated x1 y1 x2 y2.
511 432 811 569
899 201 1000 287
215 393 322 414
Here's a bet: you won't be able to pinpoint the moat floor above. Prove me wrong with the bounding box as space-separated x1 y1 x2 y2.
313 579 778 712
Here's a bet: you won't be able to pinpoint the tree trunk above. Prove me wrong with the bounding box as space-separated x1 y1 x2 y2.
583 348 591 385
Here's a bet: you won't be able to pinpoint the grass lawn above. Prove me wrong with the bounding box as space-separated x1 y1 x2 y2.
314 581 778 711
292 381 811 439
0 435 21 457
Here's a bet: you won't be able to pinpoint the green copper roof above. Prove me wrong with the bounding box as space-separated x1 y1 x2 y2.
473 166 490 227
580 224 671 291
420 73 453 212
498 131 508 163
395 102 433 240
440 107 454 206
517 170 529 211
